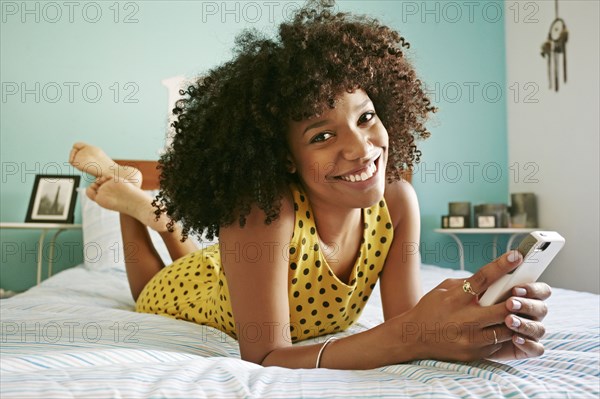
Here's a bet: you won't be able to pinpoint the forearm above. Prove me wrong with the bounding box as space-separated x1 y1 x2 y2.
261 318 418 369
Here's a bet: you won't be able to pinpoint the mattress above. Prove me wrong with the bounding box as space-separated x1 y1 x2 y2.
1 264 598 398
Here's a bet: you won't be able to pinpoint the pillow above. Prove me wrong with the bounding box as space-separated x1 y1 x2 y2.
79 188 216 272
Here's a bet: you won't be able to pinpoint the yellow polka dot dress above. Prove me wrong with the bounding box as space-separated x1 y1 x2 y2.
136 184 393 342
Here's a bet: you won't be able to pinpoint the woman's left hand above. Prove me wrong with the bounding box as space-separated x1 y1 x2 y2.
487 282 552 361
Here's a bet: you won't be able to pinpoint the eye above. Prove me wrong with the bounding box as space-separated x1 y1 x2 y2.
310 131 334 144
358 111 376 125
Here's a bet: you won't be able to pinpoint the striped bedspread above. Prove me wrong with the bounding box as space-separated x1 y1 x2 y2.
1 265 598 398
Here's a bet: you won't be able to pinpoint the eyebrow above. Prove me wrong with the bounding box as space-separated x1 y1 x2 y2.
302 98 373 135
303 120 329 135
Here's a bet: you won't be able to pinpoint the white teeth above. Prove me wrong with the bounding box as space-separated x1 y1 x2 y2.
339 161 377 182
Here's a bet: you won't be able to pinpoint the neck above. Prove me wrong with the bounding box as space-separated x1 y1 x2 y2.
310 198 363 246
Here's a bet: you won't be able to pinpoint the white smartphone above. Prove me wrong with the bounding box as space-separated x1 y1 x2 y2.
478 231 565 306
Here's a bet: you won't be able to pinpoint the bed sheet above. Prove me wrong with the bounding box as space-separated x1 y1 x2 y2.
1 264 598 398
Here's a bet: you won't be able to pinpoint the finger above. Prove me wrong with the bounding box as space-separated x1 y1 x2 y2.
470 302 510 327
482 325 513 346
512 335 545 359
505 315 546 340
512 282 552 301
505 297 549 321
456 251 523 302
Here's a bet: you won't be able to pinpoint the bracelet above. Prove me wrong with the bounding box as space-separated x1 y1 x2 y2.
315 336 338 368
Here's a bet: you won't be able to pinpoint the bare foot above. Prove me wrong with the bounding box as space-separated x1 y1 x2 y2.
69 142 142 187
87 176 168 232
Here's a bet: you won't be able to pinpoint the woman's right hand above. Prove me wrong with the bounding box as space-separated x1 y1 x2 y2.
396 251 526 362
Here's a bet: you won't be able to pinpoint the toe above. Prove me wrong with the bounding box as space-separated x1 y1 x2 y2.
86 185 97 200
69 142 88 165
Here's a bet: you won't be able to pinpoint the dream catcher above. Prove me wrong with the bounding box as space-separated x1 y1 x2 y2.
541 0 569 91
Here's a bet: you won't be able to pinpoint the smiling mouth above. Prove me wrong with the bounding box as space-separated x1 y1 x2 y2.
334 156 379 182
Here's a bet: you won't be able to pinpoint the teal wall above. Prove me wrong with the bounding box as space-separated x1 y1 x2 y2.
1 1 508 291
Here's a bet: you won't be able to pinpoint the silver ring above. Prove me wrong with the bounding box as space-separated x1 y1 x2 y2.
493 329 498 345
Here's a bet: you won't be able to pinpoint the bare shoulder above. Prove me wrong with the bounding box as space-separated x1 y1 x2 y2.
383 178 420 228
219 188 295 242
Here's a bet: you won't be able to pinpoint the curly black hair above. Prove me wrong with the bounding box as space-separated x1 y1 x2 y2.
155 1 436 241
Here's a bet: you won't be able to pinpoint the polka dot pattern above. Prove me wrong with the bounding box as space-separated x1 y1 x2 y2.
282 185 393 342
136 184 393 343
135 245 237 338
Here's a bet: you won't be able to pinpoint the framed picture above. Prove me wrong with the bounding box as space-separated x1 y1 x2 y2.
476 214 497 228
448 216 466 228
25 175 81 224
441 215 450 228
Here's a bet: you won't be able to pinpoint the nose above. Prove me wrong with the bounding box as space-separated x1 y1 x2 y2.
342 127 373 161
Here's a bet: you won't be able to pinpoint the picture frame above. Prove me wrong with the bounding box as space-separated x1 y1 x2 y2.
25 175 81 224
441 215 450 229
448 216 466 228
476 214 497 228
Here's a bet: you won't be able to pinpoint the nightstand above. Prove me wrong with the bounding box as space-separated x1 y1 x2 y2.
434 228 536 270
0 223 82 285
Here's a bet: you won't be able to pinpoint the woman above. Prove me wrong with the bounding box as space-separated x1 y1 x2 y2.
69 3 550 369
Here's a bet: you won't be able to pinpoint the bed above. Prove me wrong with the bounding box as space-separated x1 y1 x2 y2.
1 161 598 398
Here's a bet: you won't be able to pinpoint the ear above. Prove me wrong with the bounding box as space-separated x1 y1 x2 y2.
286 154 297 174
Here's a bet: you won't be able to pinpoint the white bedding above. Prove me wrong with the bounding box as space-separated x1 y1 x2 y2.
1 264 598 398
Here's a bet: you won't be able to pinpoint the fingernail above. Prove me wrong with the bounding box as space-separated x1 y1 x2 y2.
514 287 527 297
511 299 522 311
511 316 521 328
508 250 522 263
515 336 525 345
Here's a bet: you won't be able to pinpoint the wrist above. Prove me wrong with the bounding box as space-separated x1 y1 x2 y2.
386 311 426 363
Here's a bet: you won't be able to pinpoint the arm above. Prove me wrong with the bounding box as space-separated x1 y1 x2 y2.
379 179 423 320
218 195 294 365
221 190 549 368
220 193 419 369
378 180 549 361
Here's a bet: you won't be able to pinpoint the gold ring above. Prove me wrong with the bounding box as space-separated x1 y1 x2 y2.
493 329 498 345
462 280 478 296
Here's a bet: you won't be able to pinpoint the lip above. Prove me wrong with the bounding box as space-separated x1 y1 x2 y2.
339 161 375 178
329 153 383 186
332 152 382 178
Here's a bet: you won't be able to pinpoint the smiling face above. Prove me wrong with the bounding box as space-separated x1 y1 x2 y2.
287 89 389 211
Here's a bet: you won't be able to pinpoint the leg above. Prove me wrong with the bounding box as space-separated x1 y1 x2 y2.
158 225 199 263
70 141 197 236
70 143 199 298
87 176 198 252
86 175 170 232
88 177 199 300
120 213 165 301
